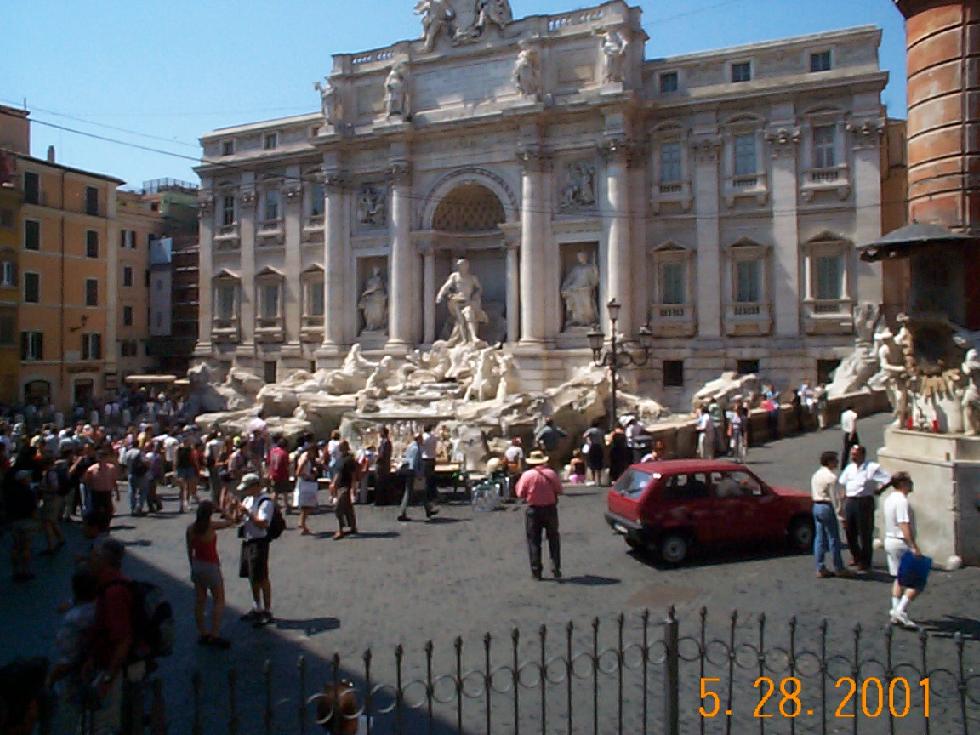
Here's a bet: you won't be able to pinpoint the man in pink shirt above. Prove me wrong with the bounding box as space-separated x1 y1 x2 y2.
514 450 563 581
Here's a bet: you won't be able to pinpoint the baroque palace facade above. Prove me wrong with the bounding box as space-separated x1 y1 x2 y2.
194 0 895 408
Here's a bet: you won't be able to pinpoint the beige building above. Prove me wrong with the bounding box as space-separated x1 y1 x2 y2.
194 0 897 408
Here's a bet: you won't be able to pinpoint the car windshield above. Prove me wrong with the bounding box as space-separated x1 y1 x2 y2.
615 469 652 498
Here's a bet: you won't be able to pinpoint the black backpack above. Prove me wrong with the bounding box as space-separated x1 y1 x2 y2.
130 452 148 477
259 496 286 541
104 579 174 662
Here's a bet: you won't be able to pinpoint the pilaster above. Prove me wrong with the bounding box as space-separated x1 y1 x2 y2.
194 184 214 356
282 165 303 347
600 136 636 336
690 134 722 339
319 166 349 355
517 142 554 345
386 158 419 352
766 122 801 337
849 117 885 304
238 173 257 349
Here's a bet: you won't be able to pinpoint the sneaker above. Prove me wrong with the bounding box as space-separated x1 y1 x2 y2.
396 514 410 522
552 568 562 581
239 610 261 622
531 569 542 581
332 531 346 540
890 611 919 630
817 569 834 578
253 612 274 628
425 507 440 518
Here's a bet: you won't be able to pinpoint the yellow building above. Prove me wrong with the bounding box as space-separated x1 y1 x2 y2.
0 148 21 405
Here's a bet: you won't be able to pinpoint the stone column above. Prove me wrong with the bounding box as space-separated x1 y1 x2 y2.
517 145 552 344
282 166 303 349
320 168 348 353
194 183 215 356
691 136 722 338
767 125 801 337
602 139 633 336
504 232 521 343
386 160 419 350
238 174 257 353
421 244 436 345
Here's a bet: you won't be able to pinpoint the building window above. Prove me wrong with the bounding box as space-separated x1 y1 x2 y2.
222 195 235 227
663 360 684 387
0 209 13 228
24 220 40 250
812 124 836 169
659 71 678 94
810 50 832 73
262 189 280 224
263 133 278 150
735 260 761 303
1 261 15 287
308 181 325 218
123 266 133 288
817 359 840 385
259 282 280 320
0 314 13 345
85 186 99 216
308 280 324 316
731 61 751 83
120 229 134 248
85 278 98 306
24 172 40 205
814 253 844 300
21 331 43 361
221 140 234 156
123 305 133 327
659 143 682 184
216 282 237 321
660 261 686 305
263 361 278 384
86 230 99 258
736 359 760 376
734 134 757 176
24 272 39 303
81 333 102 361
155 312 163 329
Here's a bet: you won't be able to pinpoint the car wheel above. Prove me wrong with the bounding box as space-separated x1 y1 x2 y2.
660 534 689 564
788 517 814 552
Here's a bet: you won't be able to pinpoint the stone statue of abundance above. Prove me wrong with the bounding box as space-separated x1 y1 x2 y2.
358 266 388 333
436 258 487 345
962 348 980 436
384 63 409 118
561 251 600 328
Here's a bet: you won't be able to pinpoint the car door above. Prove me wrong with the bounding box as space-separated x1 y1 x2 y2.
662 472 720 544
713 470 781 542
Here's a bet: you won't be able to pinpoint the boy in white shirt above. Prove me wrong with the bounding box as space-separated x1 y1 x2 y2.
882 472 922 630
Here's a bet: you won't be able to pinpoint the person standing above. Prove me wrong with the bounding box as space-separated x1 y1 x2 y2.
82 447 120 518
236 474 274 627
729 408 747 463
122 440 149 516
330 440 359 539
583 419 605 486
838 445 893 572
397 434 438 521
175 435 200 513
421 424 440 508
535 418 567 470
204 431 224 506
267 436 291 514
293 442 319 536
3 468 38 582
810 451 847 578
186 500 233 648
376 426 393 506
514 450 562 581
503 437 525 499
607 428 632 483
882 472 923 629
695 407 715 459
839 405 859 469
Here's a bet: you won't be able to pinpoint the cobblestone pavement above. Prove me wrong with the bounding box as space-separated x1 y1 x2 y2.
2 413 977 733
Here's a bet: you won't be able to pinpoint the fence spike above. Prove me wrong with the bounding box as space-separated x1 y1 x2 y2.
297 656 306 735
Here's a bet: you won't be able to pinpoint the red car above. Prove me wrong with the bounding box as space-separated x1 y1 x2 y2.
605 460 814 564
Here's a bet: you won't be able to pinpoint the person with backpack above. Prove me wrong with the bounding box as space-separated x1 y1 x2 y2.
235 473 282 627
38 455 67 555
144 441 164 513
514 450 563 581
186 501 233 648
123 441 149 517
204 431 224 507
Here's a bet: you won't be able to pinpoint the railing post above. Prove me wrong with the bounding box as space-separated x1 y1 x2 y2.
297 656 306 735
192 670 203 735
395 644 405 735
364 649 373 735
228 668 239 735
484 633 493 735
263 660 273 735
663 606 680 735
150 678 167 735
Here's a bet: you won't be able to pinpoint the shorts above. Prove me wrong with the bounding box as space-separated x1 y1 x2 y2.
177 467 197 482
239 540 270 584
41 495 65 523
273 479 292 496
885 537 908 577
90 491 113 514
191 560 223 592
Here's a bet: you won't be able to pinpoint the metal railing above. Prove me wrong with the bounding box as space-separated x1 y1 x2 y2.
132 607 977 735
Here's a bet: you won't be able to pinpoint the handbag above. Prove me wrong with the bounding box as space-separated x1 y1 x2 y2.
897 550 932 591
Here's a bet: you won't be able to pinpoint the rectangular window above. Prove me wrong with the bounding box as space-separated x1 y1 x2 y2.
85 186 99 216
216 284 236 321
812 124 836 169
736 359 760 376
735 260 761 303
731 61 751 83
661 262 685 305
263 133 278 151
734 134 757 176
810 51 832 73
1 261 15 287
309 281 324 316
659 143 682 184
86 230 99 258
659 71 678 94
221 140 234 156
85 278 98 306
263 361 277 384
663 360 684 387
21 331 43 361
123 266 133 288
24 220 40 250
0 314 14 345
263 189 280 223
222 195 235 227
815 254 843 300
24 172 40 205
260 283 279 320
309 182 325 217
81 333 102 361
24 272 40 303
123 305 133 326
0 209 13 228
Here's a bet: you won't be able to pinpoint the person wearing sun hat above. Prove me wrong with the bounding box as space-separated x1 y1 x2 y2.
235 473 275 627
514 450 563 581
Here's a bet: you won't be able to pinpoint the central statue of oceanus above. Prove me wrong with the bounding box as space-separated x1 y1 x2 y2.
436 258 487 345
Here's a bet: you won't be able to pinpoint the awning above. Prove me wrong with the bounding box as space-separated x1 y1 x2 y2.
858 223 977 262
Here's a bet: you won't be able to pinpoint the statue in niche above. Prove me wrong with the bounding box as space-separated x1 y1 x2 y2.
358 266 388 333
384 62 409 118
560 161 597 210
357 185 386 227
600 29 629 84
561 251 600 328
513 45 541 98
962 348 980 436
313 78 338 126
436 258 488 345
415 0 456 52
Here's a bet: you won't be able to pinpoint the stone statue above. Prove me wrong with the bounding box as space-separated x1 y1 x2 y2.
962 348 980 436
494 353 517 402
561 251 600 328
876 327 911 428
358 266 388 333
560 161 597 210
853 302 881 346
436 258 488 345
384 63 409 118
600 29 629 84
462 348 499 402
314 78 338 125
513 45 541 98
474 0 512 33
357 185 386 227
415 0 456 52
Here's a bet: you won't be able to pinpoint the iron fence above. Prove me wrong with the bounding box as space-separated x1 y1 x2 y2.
129 607 977 734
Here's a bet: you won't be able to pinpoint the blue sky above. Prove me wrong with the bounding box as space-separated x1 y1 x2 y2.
4 0 907 188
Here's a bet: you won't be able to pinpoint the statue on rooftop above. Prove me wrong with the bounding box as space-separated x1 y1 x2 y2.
415 0 456 52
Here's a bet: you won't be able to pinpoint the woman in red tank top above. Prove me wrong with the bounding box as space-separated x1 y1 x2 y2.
186 500 233 648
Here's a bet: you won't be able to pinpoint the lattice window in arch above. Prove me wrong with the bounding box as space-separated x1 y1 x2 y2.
432 184 505 232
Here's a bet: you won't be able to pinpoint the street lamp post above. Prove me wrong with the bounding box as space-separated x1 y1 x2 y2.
587 298 653 429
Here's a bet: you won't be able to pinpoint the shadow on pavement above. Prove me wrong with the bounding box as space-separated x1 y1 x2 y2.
557 574 620 586
921 615 980 641
273 617 340 636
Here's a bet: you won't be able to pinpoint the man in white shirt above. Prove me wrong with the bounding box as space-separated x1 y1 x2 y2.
421 424 440 509
838 445 894 572
236 474 275 627
839 406 859 469
810 451 847 578
882 472 922 629
696 408 715 459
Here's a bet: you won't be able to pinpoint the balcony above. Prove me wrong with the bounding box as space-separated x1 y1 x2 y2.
256 219 284 246
211 317 240 343
800 166 850 202
725 302 772 336
214 223 240 249
649 303 696 337
300 314 324 342
255 316 285 343
803 299 853 335
723 173 768 207
651 180 692 214
303 214 325 243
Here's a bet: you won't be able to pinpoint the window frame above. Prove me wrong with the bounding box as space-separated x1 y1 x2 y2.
24 219 40 251
22 331 44 361
658 142 683 185
809 49 832 73
659 70 679 95
86 229 99 258
221 139 235 156
733 133 758 177
85 278 99 307
263 132 278 151
811 124 836 169
81 332 102 361
123 266 134 288
730 60 752 83
24 271 40 303
23 171 40 205
85 186 99 216
123 305 134 327
662 360 685 388
0 260 16 287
